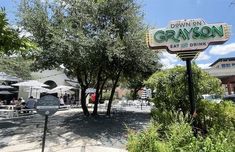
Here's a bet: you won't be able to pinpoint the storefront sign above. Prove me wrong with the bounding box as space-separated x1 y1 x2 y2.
147 19 231 53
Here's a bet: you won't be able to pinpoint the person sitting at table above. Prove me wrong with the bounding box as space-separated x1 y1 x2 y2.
25 96 36 109
20 97 25 103
10 98 16 105
0 99 3 105
21 98 26 108
15 98 22 111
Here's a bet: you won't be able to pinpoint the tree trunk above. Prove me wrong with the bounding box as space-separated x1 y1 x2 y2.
77 73 89 116
98 78 107 103
81 86 90 116
106 71 121 116
132 87 140 100
92 68 102 116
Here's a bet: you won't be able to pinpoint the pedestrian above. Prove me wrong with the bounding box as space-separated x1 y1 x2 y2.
90 93 96 103
63 93 68 104
25 96 36 109
59 96 65 106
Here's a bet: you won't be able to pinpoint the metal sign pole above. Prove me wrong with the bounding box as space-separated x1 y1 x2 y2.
30 86 32 97
42 115 48 152
36 95 60 152
186 59 196 116
141 100 142 110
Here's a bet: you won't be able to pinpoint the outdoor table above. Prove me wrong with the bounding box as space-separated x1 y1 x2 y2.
0 105 15 110
0 109 16 118
0 105 18 118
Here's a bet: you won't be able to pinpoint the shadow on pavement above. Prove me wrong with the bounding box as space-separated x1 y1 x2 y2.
61 111 151 148
0 110 151 150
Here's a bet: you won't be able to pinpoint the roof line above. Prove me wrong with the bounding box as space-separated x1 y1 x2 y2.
210 57 235 67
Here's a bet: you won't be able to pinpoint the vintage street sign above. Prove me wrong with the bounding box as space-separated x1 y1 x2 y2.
36 95 60 116
146 19 231 53
146 18 231 118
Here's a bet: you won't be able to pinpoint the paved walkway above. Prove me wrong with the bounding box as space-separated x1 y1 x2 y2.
0 106 151 152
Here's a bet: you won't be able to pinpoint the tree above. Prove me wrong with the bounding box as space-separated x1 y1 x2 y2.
125 59 161 100
0 57 32 80
86 0 161 116
0 9 35 56
24 0 96 116
145 64 223 114
18 0 160 116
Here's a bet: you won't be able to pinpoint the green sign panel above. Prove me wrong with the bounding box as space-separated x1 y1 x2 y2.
147 19 231 53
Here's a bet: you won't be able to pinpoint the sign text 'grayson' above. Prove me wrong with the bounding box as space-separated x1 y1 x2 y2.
146 19 231 52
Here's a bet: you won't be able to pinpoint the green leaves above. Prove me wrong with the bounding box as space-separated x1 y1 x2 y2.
18 0 160 83
145 65 223 113
0 57 32 80
128 107 235 152
0 9 36 57
18 0 161 115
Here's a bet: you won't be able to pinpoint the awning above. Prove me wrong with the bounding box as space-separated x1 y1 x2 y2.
0 72 22 82
0 90 13 95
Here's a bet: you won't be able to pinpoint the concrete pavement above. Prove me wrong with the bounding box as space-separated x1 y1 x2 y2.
0 106 151 152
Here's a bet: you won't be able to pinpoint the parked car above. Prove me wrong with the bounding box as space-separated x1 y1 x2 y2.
222 94 235 103
202 94 222 103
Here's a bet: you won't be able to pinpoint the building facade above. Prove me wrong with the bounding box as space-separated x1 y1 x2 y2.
18 69 80 100
204 57 235 95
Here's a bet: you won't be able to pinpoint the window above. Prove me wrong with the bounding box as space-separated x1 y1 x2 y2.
221 64 231 68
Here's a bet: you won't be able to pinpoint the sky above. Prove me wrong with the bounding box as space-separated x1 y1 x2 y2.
1 0 235 69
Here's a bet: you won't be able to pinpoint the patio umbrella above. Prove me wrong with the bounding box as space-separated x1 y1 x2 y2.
0 85 14 89
49 85 74 95
4 76 22 82
12 80 49 87
24 86 52 99
12 80 49 96
85 88 96 94
24 86 51 93
0 72 8 81
0 72 21 82
0 90 13 95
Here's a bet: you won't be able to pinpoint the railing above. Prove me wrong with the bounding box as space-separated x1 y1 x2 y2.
204 67 235 77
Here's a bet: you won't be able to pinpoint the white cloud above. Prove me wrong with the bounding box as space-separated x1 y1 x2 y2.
197 63 211 69
159 51 180 69
19 29 32 38
209 43 235 55
11 25 33 38
196 52 210 61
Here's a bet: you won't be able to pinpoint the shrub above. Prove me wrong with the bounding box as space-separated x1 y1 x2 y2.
133 65 235 151
127 111 235 152
196 100 235 132
145 65 223 114
127 123 171 152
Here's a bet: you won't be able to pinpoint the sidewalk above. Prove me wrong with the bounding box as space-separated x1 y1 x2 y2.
0 107 150 152
1 144 127 152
